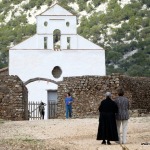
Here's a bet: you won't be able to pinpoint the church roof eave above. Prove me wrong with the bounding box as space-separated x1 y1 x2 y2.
36 3 73 17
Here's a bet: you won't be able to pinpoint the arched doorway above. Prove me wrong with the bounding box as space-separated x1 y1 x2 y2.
24 77 59 120
53 29 61 50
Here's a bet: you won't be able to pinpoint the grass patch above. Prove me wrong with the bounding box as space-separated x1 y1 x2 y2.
0 139 72 150
0 139 43 149
22 138 41 144
0 119 5 124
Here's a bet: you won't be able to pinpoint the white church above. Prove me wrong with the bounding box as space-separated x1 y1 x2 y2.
9 4 106 119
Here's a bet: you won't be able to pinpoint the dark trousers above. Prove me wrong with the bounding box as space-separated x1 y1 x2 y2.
40 110 45 119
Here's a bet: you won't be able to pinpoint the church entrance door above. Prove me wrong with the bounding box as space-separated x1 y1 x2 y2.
47 90 58 119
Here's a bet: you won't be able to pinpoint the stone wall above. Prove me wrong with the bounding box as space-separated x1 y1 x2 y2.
57 74 150 118
0 75 28 120
0 67 8 75
120 75 150 112
1 74 148 120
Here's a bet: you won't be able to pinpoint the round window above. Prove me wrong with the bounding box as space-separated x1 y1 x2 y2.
66 22 70 27
52 66 62 78
44 21 48 26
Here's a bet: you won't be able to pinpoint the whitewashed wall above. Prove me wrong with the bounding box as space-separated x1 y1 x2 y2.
9 50 105 80
9 49 105 119
36 16 77 35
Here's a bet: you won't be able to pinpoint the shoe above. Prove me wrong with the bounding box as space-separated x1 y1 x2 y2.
107 141 111 145
101 140 106 144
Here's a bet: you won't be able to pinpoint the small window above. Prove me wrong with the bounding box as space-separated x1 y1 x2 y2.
52 66 62 78
66 22 70 27
44 37 48 49
44 21 48 26
67 37 70 49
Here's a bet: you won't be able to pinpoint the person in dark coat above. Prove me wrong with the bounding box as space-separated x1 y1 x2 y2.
97 92 119 145
39 101 46 119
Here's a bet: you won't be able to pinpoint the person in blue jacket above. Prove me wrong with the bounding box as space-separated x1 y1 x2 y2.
65 92 73 119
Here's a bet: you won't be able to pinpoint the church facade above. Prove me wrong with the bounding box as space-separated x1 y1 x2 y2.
9 4 106 119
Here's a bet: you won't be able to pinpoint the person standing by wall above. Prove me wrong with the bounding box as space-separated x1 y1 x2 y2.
97 92 119 145
39 101 46 119
114 88 129 144
65 93 74 119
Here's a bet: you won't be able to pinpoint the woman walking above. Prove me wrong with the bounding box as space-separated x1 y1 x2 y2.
97 92 119 145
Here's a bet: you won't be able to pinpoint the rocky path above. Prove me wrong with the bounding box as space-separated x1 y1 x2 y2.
0 117 150 150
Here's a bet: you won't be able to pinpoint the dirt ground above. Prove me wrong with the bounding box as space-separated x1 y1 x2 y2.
0 117 150 150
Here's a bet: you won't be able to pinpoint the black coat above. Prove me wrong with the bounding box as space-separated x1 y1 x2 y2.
97 97 119 141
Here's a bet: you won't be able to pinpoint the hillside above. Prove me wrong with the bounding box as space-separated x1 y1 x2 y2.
0 0 149 77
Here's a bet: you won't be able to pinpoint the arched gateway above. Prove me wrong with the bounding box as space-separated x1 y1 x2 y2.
25 78 60 120
24 77 59 86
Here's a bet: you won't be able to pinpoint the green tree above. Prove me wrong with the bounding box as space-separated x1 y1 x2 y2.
92 0 101 7
36 0 44 9
106 50 122 64
140 0 150 7
46 0 52 6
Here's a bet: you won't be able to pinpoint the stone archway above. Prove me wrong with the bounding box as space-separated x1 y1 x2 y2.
24 77 60 120
24 77 59 86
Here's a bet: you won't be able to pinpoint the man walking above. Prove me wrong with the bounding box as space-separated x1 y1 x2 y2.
115 89 129 144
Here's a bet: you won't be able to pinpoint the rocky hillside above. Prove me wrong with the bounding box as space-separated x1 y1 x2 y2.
0 0 149 77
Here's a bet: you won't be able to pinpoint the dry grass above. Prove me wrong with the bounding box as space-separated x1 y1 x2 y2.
0 117 150 150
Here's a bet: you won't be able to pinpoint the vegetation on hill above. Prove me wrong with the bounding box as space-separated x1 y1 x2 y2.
0 0 149 77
